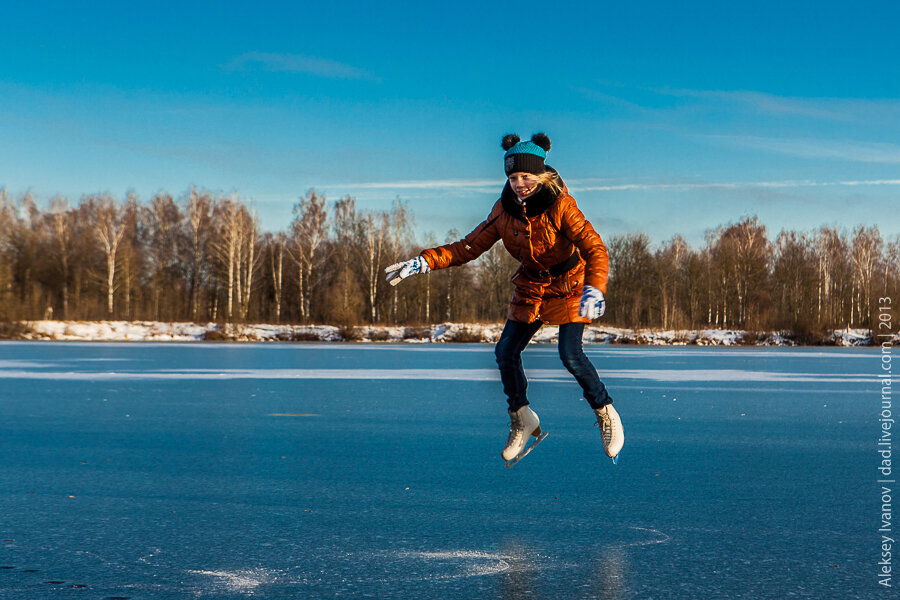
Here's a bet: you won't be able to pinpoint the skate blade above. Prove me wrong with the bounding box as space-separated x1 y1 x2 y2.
610 452 620 465
504 432 549 468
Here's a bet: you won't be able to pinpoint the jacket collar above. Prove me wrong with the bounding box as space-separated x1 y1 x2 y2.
500 166 563 221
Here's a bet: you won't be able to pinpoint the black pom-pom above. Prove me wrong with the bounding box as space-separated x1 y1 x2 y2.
501 134 520 151
531 133 551 152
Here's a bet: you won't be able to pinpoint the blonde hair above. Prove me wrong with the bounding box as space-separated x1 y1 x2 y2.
533 170 563 198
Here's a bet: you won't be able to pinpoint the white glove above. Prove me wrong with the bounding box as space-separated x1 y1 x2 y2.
579 285 605 320
384 256 431 286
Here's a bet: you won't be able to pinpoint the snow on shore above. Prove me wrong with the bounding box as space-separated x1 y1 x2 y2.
7 320 889 346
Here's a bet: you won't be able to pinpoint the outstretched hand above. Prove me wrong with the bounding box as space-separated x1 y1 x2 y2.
579 285 605 320
384 256 431 286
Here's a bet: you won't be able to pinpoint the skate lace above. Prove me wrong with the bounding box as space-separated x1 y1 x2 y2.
595 411 615 443
507 413 524 444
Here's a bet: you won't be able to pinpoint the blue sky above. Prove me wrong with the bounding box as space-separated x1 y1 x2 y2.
2 0 898 248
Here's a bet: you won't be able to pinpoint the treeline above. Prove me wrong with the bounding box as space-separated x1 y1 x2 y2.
607 220 897 338
0 188 897 335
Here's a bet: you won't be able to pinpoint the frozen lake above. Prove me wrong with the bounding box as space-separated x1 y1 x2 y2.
0 342 883 598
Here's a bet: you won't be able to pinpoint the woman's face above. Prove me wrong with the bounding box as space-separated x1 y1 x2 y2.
508 172 540 200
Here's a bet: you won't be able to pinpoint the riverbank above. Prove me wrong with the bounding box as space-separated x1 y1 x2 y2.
0 320 889 346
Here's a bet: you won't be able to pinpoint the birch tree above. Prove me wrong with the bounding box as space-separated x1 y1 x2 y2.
117 193 144 319
358 211 388 323
212 198 241 320
387 199 412 322
184 189 212 321
238 207 260 320
654 235 688 329
268 232 286 322
46 197 73 319
815 227 851 329
91 195 126 316
850 225 883 328
719 217 771 327
288 189 328 321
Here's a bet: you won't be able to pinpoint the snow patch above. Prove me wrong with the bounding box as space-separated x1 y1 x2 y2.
9 320 895 346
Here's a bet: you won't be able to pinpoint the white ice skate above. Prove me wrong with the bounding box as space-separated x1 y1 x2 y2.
594 404 624 464
502 405 548 468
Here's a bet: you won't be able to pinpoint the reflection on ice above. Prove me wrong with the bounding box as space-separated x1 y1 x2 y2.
397 550 511 579
593 546 629 600
188 568 282 595
499 538 538 599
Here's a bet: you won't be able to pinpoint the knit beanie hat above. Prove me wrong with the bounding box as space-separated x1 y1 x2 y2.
502 133 552 175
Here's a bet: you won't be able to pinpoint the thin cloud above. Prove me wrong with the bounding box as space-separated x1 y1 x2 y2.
327 178 501 190
571 179 900 192
703 134 900 164
307 176 900 195
700 91 900 123
573 87 647 111
225 51 380 82
581 82 900 123
651 87 848 120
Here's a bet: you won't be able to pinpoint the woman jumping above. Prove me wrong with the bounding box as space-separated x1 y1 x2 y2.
385 133 624 467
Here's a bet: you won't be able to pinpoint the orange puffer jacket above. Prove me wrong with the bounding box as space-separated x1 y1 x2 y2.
420 170 609 325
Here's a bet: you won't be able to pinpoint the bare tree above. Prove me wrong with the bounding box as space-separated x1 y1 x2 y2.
720 217 771 327
358 211 389 323
815 226 851 329
850 225 883 328
237 206 260 320
607 232 653 327
420 232 439 323
145 192 183 320
184 189 213 322
118 193 145 319
654 235 688 329
440 229 460 322
45 196 73 319
212 198 242 320
387 198 413 323
90 195 126 317
328 196 363 324
683 249 708 328
288 189 328 321
0 188 17 318
885 236 900 291
268 232 286 322
475 242 518 321
772 230 817 334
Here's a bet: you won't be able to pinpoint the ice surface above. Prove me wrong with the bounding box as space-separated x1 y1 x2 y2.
0 342 880 599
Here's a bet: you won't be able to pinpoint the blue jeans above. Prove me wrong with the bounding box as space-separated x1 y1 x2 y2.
494 319 612 411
